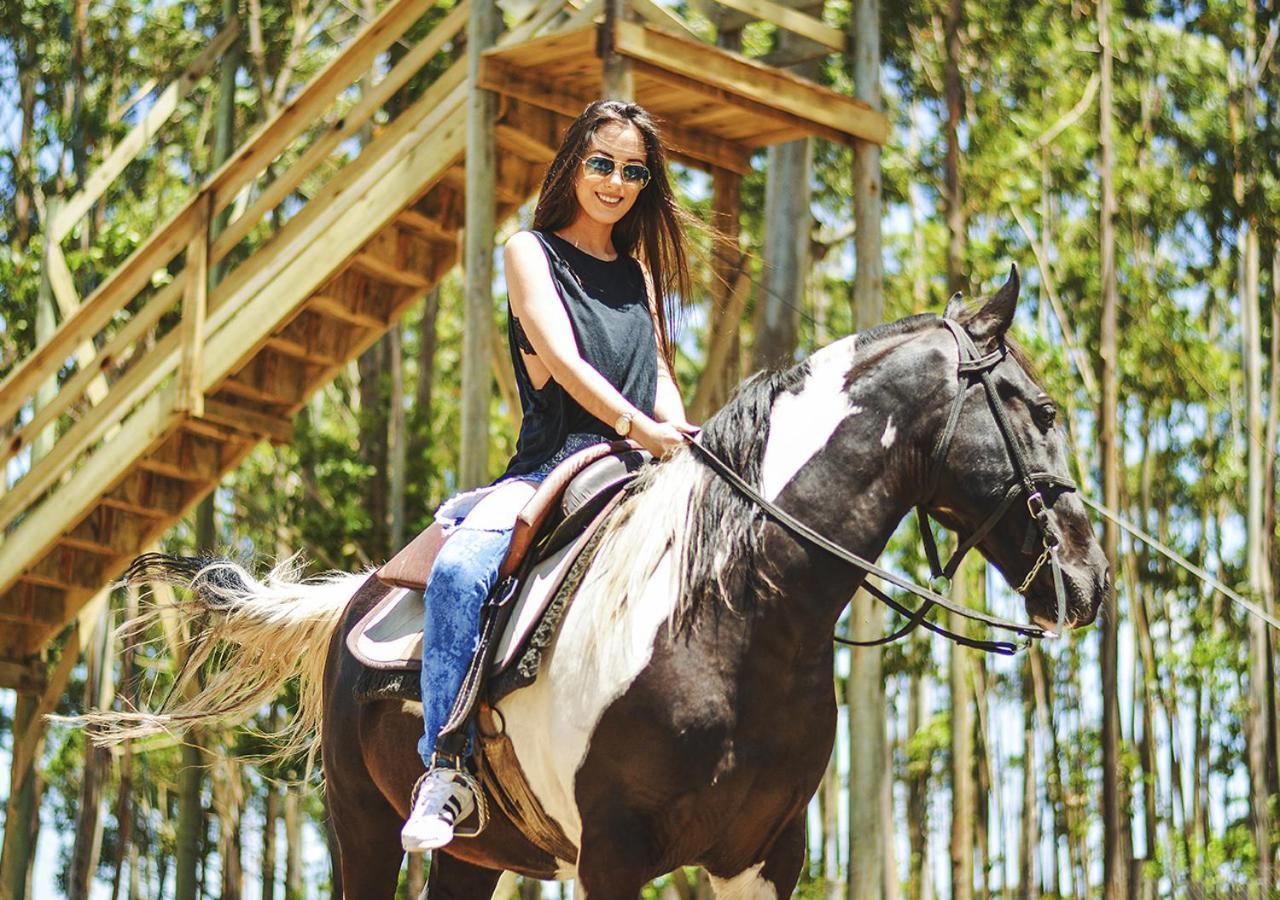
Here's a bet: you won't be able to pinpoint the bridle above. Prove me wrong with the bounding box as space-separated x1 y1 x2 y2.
687 318 1076 656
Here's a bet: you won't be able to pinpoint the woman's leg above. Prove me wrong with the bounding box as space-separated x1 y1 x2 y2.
405 480 537 851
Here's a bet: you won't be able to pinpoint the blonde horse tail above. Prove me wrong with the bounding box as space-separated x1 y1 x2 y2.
61 552 366 767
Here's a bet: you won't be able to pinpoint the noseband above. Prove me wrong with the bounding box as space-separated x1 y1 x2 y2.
688 320 1077 656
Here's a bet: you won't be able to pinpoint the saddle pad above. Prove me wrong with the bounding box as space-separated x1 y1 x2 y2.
346 502 614 675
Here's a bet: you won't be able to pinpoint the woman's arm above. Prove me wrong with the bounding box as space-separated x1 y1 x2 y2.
505 231 686 457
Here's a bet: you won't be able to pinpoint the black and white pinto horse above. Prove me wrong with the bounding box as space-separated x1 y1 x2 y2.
99 274 1108 898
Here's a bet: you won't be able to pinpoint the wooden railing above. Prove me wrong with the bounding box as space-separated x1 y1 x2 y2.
0 0 473 539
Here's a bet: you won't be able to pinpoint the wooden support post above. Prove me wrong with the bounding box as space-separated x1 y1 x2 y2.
460 0 501 489
601 0 635 100
176 193 211 417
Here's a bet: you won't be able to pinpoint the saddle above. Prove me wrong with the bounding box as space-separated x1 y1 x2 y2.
347 440 649 678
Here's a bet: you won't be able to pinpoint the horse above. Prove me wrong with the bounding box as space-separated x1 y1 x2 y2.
92 270 1109 898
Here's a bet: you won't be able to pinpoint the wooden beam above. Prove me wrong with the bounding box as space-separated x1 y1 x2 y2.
349 252 430 290
478 57 755 173
705 0 844 52
176 193 211 416
0 582 72 628
50 20 241 242
97 497 169 520
629 0 703 39
396 209 456 244
263 335 341 368
198 398 293 444
306 295 388 329
0 658 45 693
614 21 889 145
630 59 849 149
495 123 558 164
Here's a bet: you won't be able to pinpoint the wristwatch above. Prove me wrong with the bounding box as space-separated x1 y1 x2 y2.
614 411 634 437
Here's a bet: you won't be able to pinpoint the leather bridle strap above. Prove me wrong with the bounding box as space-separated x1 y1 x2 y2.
685 438 1051 655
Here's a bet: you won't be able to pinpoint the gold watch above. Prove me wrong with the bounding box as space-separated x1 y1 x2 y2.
614 411 634 437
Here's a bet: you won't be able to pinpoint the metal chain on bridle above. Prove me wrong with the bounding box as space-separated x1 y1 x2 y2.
687 318 1075 656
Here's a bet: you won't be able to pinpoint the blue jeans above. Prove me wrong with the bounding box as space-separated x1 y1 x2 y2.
417 524 512 766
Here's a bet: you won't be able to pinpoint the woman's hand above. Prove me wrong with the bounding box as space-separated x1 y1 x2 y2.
632 417 698 458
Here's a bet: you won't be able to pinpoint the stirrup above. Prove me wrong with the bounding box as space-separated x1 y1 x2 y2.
416 762 490 839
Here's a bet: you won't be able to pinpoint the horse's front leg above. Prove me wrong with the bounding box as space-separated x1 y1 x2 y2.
425 851 503 899
707 813 806 899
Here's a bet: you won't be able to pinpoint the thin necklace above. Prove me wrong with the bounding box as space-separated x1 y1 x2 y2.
559 230 616 262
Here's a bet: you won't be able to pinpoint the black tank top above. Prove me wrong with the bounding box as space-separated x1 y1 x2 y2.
500 229 658 478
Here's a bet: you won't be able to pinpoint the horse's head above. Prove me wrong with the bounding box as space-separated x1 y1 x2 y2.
921 268 1109 632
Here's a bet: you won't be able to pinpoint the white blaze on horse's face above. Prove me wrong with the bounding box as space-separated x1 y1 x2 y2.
760 336 860 501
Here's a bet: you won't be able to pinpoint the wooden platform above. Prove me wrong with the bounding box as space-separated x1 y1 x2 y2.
0 5 889 670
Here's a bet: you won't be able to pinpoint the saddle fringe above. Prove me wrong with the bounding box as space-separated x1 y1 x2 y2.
56 552 365 770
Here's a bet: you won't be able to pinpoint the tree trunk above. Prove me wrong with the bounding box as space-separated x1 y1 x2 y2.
820 735 842 897
214 750 243 900
68 601 113 899
358 334 392 557
284 785 303 900
1 692 41 900
943 0 966 296
389 323 407 550
949 565 975 900
1019 654 1038 900
412 286 443 466
847 2 886 889
1096 0 1127 894
753 11 821 370
261 774 278 900
460 0 501 489
906 644 931 900
110 586 142 900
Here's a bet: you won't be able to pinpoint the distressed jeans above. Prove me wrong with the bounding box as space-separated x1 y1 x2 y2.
417 524 512 766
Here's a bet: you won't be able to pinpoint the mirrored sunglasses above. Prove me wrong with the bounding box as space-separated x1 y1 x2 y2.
582 155 651 186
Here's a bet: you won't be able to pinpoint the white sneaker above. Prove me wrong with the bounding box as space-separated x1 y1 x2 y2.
401 768 476 852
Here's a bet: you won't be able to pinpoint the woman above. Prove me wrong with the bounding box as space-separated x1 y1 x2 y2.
401 99 700 852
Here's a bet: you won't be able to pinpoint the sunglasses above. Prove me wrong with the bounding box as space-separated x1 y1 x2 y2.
582 155 651 187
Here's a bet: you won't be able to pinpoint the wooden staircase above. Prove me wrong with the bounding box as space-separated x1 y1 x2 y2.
0 0 886 668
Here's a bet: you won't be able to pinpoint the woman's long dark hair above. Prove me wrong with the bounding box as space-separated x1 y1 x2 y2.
531 100 695 370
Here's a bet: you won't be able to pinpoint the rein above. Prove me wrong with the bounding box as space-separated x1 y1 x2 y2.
687 319 1076 656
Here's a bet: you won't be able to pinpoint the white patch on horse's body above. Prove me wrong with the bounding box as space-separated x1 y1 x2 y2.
495 452 702 860
401 700 423 717
880 415 897 449
760 336 858 500
709 863 777 899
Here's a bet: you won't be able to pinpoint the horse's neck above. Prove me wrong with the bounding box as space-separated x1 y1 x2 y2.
756 373 924 641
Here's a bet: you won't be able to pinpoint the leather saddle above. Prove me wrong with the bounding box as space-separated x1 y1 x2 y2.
347 441 649 676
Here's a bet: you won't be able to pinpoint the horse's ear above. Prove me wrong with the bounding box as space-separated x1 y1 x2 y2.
943 291 966 321
964 265 1019 348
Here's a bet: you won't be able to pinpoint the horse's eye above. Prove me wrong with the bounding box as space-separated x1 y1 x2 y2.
1034 399 1057 430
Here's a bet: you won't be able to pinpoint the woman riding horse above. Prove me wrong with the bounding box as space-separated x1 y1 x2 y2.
401 99 702 851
